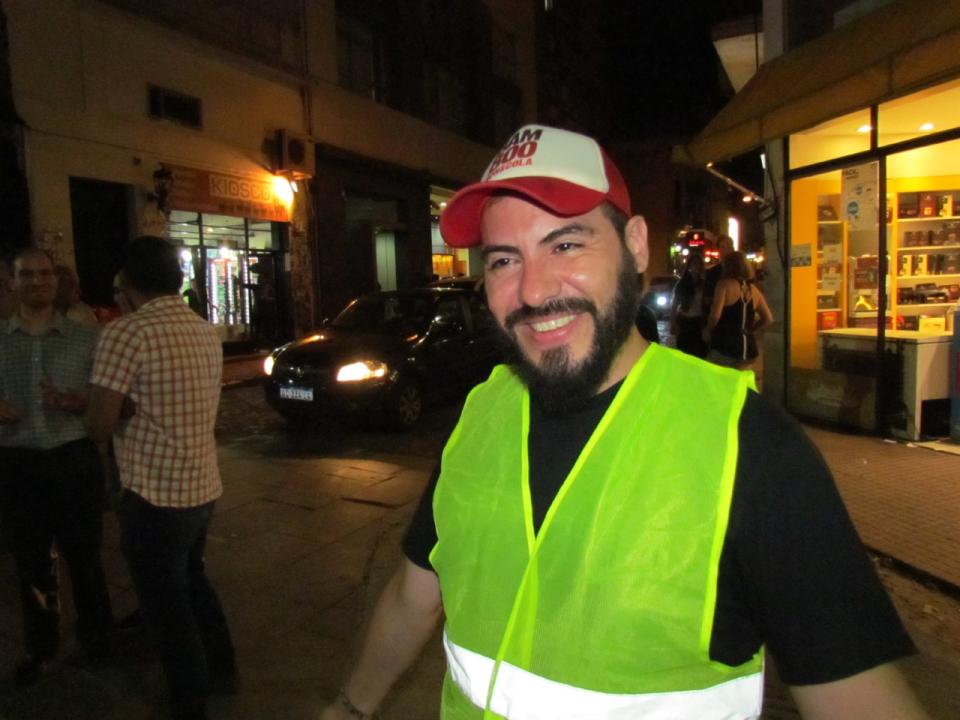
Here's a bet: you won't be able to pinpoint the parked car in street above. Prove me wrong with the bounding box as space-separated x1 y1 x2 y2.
262 288 500 430
640 275 678 319
428 275 483 291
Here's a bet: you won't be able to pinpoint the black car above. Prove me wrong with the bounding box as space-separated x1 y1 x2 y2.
263 288 500 429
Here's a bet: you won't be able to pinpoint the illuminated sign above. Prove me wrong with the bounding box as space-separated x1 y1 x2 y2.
166 164 291 222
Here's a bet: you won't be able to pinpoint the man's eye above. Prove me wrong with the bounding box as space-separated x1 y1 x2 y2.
554 242 580 253
486 256 513 271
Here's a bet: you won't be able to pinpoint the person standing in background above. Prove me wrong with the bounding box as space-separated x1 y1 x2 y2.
0 247 114 686
53 264 99 327
702 234 734 321
704 250 774 389
670 251 707 357
86 236 236 720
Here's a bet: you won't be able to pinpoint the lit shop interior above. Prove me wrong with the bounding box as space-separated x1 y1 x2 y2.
166 210 285 346
430 186 482 280
787 77 960 439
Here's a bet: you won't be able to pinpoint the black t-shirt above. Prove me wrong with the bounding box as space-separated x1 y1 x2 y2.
402 385 915 686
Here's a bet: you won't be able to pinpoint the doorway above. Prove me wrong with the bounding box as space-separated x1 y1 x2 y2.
69 177 133 307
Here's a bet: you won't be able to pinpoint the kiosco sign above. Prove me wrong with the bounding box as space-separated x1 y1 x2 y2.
166 164 291 222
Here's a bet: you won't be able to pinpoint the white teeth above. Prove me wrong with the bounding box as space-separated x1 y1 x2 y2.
531 315 575 332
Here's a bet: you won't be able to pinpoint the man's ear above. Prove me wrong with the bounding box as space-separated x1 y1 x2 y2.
625 215 649 274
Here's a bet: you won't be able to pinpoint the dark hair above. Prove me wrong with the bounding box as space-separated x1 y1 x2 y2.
123 235 183 294
14 245 56 268
600 202 627 241
721 250 754 281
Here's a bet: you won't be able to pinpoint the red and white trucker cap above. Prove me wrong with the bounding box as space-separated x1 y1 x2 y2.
439 124 631 248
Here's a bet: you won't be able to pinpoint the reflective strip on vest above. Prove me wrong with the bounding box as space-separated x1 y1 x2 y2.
444 632 764 720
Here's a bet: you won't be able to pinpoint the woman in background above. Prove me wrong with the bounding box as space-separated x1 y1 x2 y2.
670 252 707 358
704 251 773 388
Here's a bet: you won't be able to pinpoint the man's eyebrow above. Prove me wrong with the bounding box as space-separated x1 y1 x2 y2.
481 223 595 259
541 222 593 246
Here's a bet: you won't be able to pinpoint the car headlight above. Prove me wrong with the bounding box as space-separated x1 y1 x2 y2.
336 360 389 383
263 354 276 376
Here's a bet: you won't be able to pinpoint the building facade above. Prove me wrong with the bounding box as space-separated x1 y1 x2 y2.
3 0 537 348
686 0 960 439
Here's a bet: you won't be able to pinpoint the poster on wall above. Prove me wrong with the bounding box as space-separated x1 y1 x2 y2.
841 161 879 232
791 243 812 267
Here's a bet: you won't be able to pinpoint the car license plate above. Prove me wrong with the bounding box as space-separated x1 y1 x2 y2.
279 386 314 402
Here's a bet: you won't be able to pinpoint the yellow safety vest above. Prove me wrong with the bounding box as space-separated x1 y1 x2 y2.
431 342 763 719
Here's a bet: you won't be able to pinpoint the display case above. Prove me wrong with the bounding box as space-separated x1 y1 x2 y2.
893 191 960 332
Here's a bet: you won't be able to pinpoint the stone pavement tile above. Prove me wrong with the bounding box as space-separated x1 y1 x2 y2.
206 529 327 590
272 499 390 547
806 427 960 588
340 471 431 508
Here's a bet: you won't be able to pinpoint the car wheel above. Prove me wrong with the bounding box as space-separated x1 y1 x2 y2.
388 377 423 431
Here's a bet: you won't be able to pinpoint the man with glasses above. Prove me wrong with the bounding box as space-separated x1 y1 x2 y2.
0 247 114 686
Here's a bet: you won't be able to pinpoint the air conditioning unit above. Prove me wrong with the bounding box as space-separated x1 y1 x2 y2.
275 129 315 178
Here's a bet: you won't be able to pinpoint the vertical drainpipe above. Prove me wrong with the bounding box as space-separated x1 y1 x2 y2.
299 0 321 329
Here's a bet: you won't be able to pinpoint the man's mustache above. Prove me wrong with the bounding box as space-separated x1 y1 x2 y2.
504 297 598 331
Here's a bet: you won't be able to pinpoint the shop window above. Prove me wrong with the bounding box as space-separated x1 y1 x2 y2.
788 108 871 169
787 168 892 434
166 212 285 347
879 77 960 148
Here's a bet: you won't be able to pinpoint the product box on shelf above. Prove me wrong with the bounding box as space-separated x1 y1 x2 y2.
817 310 840 330
921 193 938 217
899 193 919 218
919 315 947 332
939 193 956 217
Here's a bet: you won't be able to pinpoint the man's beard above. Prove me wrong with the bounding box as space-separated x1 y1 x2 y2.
494 246 640 414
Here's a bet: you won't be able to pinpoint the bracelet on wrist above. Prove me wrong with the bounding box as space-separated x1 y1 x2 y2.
338 688 378 719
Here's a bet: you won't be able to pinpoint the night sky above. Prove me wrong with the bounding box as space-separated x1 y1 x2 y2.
605 0 763 139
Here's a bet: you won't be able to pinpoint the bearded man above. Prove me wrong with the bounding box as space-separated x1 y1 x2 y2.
319 126 928 720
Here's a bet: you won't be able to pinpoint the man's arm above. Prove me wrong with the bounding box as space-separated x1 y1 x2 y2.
320 558 442 719
790 662 930 720
84 384 127 443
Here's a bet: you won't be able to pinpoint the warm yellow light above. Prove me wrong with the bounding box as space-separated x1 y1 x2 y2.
337 360 388 382
272 175 295 208
919 122 935 132
857 124 872 134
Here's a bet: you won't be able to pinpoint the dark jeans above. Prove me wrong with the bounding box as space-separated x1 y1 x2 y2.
0 439 114 657
119 490 235 717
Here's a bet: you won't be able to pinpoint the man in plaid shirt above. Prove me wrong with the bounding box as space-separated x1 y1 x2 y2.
0 247 114 686
86 236 236 720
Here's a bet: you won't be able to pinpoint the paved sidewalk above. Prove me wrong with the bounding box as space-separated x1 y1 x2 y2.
0 387 957 718
807 426 960 591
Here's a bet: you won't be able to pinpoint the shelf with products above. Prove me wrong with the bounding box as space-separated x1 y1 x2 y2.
816 211 844 313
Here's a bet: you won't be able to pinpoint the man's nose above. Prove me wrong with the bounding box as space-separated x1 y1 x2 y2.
518 256 560 309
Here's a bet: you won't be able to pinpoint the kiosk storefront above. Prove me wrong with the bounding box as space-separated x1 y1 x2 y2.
683 1 960 439
164 164 294 350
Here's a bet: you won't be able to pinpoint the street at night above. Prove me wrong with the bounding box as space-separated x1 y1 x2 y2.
1 381 957 718
3 1 960 717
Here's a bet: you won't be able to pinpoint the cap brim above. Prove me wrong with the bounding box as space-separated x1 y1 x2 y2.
439 177 607 248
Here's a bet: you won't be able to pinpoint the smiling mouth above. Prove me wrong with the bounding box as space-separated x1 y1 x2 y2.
530 315 577 332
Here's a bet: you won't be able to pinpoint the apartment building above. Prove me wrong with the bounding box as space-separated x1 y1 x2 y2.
3 0 536 347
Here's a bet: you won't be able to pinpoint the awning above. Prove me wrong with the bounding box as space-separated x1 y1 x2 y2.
678 0 960 166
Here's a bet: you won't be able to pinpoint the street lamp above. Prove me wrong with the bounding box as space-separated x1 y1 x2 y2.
150 164 174 215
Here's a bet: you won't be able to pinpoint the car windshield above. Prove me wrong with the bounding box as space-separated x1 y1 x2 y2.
330 294 434 332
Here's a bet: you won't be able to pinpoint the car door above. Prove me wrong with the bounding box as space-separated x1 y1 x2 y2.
421 295 474 389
